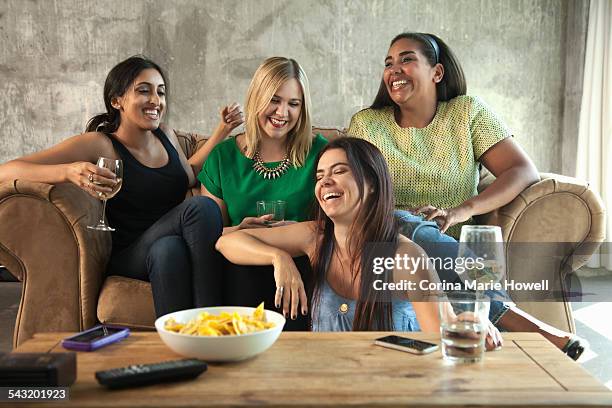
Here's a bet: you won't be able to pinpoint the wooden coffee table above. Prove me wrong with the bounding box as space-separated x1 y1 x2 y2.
13 332 612 407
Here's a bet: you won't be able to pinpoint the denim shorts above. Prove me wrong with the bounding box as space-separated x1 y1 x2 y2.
395 210 511 325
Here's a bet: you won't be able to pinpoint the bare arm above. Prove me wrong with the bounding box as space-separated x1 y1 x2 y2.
394 236 440 332
200 184 230 226
187 103 244 182
216 221 315 265
411 302 440 333
0 132 117 197
419 138 540 233
464 137 540 215
216 222 315 318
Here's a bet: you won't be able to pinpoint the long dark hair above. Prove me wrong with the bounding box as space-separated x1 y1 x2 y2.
371 32 466 109
311 137 399 331
86 56 167 133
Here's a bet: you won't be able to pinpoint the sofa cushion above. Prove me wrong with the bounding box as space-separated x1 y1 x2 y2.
174 127 347 160
313 127 346 141
97 276 156 329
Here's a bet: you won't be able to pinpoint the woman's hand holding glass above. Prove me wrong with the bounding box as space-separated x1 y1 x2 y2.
87 157 123 231
66 161 119 199
272 251 308 319
237 213 298 230
237 214 276 229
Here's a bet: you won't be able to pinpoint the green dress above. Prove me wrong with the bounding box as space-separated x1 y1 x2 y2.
348 95 511 238
198 134 328 226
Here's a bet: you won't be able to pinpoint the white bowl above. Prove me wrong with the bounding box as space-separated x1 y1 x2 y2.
154 306 285 362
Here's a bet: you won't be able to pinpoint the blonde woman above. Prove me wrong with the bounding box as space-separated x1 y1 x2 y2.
200 57 326 232
198 57 327 328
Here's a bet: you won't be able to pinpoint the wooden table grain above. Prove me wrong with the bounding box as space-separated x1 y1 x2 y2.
13 332 612 407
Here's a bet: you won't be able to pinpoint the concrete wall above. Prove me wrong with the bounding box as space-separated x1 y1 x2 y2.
0 0 584 173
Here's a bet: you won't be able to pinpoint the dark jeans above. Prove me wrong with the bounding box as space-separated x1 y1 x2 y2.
223 256 312 331
107 196 224 317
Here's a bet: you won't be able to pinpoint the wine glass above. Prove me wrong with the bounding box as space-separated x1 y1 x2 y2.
87 157 123 231
456 225 506 287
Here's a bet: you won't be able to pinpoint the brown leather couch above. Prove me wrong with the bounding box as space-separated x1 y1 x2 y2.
0 128 605 347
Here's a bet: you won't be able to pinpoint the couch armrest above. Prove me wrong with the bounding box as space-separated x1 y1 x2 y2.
478 172 605 253
476 173 605 333
0 180 111 347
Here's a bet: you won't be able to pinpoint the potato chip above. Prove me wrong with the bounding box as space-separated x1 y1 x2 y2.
164 302 275 336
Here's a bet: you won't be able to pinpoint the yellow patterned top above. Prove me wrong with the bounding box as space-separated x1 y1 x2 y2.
348 95 511 238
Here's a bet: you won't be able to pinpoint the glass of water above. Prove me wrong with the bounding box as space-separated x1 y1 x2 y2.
256 200 286 224
439 291 490 363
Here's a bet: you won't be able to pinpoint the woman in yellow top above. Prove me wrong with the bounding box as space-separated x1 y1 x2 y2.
349 32 539 237
348 32 583 359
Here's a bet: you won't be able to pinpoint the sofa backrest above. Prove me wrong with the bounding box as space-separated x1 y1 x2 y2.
174 127 495 190
174 127 348 159
174 129 207 159
313 127 347 141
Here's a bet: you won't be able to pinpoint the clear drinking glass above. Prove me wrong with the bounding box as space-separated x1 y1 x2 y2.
456 225 506 286
439 291 490 363
256 200 286 224
87 157 123 231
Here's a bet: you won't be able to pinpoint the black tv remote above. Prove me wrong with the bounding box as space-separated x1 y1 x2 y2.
95 359 207 389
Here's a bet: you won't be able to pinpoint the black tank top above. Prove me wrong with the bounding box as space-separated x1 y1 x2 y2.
105 128 189 253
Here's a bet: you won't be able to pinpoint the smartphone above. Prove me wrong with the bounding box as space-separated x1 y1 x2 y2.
61 325 130 351
374 335 439 355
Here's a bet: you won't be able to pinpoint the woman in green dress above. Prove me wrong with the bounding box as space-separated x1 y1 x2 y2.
198 57 327 328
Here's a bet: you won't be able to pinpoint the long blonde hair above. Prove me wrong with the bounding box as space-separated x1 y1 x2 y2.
244 57 313 166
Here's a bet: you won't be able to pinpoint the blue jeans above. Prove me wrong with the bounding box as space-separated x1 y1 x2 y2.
108 196 224 317
395 210 510 325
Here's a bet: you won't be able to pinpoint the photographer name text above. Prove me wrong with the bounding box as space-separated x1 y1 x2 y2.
373 279 549 292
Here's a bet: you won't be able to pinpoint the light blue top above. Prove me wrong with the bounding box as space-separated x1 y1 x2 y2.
312 280 421 332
